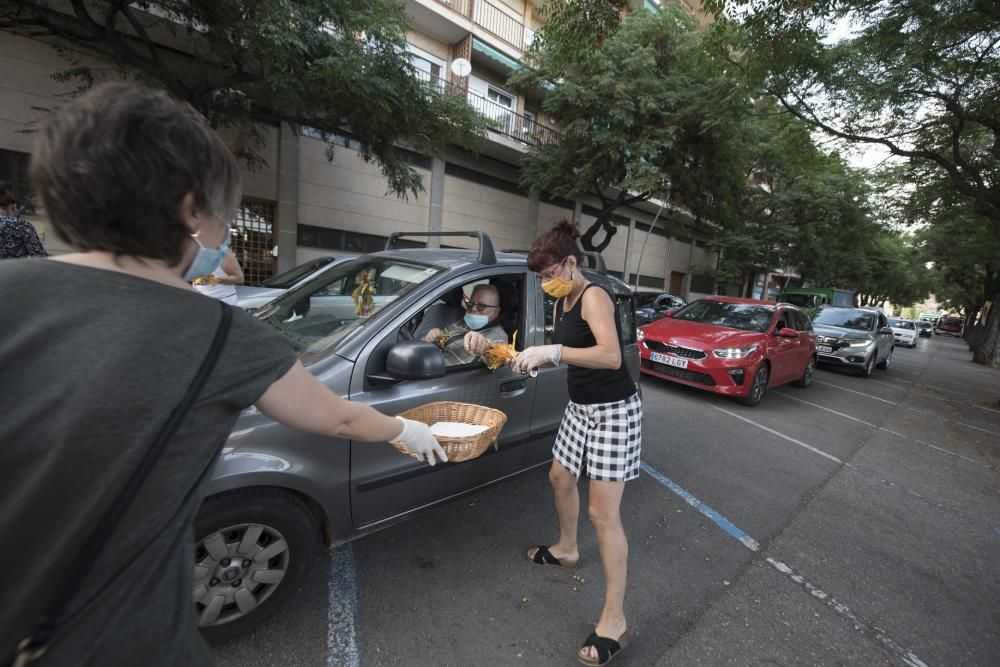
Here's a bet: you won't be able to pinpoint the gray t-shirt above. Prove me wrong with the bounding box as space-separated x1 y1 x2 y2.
0 259 298 666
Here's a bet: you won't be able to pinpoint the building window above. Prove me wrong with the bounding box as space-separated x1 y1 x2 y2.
0 149 37 215
486 86 515 133
487 86 514 109
232 197 276 285
407 45 445 89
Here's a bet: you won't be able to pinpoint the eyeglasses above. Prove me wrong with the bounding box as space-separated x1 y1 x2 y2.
538 260 565 282
466 301 499 312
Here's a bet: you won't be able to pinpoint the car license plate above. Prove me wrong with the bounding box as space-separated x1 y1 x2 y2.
650 351 688 369
817 345 833 353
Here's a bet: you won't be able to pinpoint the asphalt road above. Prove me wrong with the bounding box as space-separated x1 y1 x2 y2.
214 335 1000 666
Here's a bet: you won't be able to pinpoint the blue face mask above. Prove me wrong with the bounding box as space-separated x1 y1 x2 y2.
184 227 231 282
464 313 489 330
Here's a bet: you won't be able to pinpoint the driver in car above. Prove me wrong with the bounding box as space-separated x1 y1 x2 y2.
422 284 507 365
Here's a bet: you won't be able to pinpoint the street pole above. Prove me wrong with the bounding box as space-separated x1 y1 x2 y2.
633 201 666 293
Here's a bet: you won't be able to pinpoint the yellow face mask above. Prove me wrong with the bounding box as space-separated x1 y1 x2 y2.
541 262 574 298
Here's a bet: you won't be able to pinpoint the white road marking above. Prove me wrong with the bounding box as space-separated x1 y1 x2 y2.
814 380 898 405
764 558 928 667
710 406 1000 536
711 405 843 463
327 545 360 667
958 422 1000 438
640 461 928 667
772 391 981 465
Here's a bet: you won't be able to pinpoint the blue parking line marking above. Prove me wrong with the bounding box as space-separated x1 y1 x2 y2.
327 544 360 667
640 461 760 551
639 460 928 667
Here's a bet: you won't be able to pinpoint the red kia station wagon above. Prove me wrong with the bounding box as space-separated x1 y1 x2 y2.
638 297 817 406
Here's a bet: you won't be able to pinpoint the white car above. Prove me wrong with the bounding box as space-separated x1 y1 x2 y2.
235 255 354 310
887 317 918 348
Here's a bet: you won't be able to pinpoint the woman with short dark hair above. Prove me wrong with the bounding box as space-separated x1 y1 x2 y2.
0 181 47 258
511 220 642 666
0 82 446 666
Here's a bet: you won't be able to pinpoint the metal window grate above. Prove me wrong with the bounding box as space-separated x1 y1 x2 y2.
231 197 276 285
0 149 37 214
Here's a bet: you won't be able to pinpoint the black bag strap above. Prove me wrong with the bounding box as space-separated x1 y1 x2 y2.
13 301 233 667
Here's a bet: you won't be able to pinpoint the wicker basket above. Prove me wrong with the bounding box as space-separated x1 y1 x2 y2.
394 401 508 463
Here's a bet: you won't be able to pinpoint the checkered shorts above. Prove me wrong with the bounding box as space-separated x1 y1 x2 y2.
552 392 642 482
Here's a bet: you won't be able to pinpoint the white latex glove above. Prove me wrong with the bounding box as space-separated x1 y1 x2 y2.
511 344 562 374
390 417 449 466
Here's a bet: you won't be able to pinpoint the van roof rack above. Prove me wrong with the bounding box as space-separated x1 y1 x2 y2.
500 248 607 275
386 231 496 265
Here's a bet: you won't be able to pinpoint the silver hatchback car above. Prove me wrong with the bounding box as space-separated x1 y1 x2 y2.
193 232 639 643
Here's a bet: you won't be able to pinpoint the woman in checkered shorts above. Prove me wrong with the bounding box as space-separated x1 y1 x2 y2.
511 220 641 666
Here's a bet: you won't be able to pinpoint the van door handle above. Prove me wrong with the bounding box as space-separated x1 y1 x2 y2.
500 378 527 398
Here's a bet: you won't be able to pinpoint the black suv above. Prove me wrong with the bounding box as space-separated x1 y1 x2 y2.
635 292 687 326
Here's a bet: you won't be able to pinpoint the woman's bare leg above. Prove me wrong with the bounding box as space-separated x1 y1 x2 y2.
580 479 627 661
530 459 580 563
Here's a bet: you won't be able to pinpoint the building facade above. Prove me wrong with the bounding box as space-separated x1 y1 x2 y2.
0 0 720 298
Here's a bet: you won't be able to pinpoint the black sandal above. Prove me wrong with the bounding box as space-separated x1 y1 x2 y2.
577 629 630 667
527 545 578 569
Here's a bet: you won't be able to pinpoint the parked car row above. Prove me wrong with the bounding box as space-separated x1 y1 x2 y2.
637 298 906 404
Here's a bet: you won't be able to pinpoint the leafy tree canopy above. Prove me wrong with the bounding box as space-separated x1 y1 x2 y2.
511 3 750 251
707 0 1000 223
1 0 485 196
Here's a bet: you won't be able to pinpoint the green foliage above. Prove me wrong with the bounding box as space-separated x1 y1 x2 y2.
709 0 1000 222
1 0 485 197
902 164 1000 314
706 99 930 306
511 3 750 251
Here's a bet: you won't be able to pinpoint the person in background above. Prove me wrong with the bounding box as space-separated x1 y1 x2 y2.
0 82 446 667
511 219 642 667
192 247 244 305
0 181 47 258
422 283 507 365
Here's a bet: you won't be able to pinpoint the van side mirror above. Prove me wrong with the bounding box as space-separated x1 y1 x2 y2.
878 326 894 335
368 340 446 386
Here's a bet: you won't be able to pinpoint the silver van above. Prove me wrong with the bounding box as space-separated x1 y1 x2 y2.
193 232 639 643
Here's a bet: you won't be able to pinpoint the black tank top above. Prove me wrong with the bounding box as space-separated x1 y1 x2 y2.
554 283 637 405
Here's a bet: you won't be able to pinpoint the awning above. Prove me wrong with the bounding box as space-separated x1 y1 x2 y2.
472 37 521 72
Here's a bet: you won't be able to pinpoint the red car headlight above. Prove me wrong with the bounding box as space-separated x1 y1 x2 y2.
712 343 759 359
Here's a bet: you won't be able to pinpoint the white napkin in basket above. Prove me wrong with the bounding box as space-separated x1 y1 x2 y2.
429 421 490 438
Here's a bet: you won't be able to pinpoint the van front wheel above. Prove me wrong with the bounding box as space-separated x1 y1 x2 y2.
194 488 320 645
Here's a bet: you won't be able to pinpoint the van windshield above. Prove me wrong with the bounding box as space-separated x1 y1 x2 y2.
255 258 442 361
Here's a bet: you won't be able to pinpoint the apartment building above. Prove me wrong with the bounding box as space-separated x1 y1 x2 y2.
0 0 721 298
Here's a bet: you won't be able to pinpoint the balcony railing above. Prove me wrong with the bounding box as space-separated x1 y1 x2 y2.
416 70 559 147
432 0 532 52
